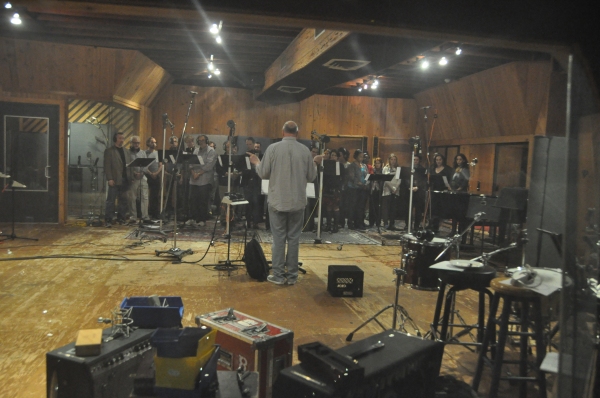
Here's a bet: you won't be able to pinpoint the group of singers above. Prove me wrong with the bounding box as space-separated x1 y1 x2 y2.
104 132 472 234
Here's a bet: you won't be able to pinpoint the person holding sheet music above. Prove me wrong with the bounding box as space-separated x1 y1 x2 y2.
184 134 216 227
303 145 320 232
382 154 401 231
145 136 163 219
429 153 453 232
103 132 133 227
368 157 383 228
322 149 344 233
241 137 262 229
346 149 369 231
127 136 150 221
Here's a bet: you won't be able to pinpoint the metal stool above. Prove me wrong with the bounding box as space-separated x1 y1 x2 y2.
429 265 496 349
472 277 547 398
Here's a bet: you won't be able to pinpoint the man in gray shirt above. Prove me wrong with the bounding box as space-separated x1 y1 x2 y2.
248 121 322 285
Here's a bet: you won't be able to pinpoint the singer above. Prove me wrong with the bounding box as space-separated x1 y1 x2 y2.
429 153 453 232
103 132 133 227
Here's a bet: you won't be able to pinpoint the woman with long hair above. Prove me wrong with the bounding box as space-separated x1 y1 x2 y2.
369 157 383 228
450 153 470 191
382 153 401 230
322 149 344 232
429 153 453 232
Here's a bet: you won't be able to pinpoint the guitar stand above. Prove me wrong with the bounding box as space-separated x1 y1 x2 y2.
346 267 420 341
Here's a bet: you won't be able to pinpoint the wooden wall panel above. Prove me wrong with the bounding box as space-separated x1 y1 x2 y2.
577 113 600 254
456 144 495 195
415 61 553 140
150 85 416 147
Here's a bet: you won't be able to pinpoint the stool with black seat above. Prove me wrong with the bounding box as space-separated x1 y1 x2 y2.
428 261 496 350
472 276 548 398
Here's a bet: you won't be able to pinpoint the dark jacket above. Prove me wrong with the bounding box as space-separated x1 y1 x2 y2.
104 145 132 186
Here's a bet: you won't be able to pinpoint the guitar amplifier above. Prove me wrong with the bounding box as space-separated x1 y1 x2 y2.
273 330 444 398
46 328 155 398
327 265 363 297
196 309 293 398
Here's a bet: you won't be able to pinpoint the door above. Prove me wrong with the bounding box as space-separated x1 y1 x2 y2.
1 102 60 223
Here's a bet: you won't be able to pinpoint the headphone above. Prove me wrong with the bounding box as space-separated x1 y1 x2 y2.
196 135 208 145
169 136 178 145
112 132 123 143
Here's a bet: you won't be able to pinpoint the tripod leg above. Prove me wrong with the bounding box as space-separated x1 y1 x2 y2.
346 304 394 341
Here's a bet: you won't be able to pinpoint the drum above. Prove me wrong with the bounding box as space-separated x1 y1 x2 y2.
401 234 450 290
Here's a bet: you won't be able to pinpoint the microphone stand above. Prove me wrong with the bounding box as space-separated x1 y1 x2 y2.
434 212 485 262
0 179 39 242
155 92 196 262
314 136 325 244
407 143 418 235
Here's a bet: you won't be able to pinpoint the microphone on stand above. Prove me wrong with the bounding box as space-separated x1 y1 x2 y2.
420 106 431 109
474 211 486 221
190 91 198 95
94 158 99 166
162 113 174 128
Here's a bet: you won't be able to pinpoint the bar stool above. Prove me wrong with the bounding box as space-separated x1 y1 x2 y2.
429 264 496 348
472 277 547 398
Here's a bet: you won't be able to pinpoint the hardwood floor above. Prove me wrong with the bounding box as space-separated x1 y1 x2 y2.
0 222 550 397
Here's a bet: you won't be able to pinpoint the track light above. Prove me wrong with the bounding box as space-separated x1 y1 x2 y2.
214 69 221 76
209 23 219 34
215 35 222 44
455 47 462 55
358 87 362 92
208 74 212 79
420 60 429 70
208 54 214 71
5 2 12 9
10 12 21 25
439 57 448 66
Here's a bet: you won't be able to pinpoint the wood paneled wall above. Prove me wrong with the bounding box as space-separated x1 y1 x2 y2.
577 113 600 254
415 61 554 140
150 85 418 146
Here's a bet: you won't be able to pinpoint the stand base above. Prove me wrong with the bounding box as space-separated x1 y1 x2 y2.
0 233 38 242
345 303 421 341
155 247 193 263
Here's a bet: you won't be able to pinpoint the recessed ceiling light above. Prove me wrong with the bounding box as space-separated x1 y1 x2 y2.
215 36 222 44
5 2 12 9
10 12 21 25
210 23 219 34
439 57 448 66
420 60 430 70
208 74 212 79
214 69 221 76
455 47 462 55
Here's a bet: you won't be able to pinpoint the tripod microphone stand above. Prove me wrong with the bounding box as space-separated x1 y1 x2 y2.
346 267 421 341
155 92 197 263
0 178 39 242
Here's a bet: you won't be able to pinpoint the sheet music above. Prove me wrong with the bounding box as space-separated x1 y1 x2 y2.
169 155 176 164
336 162 340 176
395 167 401 179
442 176 450 189
197 155 204 165
218 156 223 167
261 180 315 198
365 174 370 181
245 157 251 170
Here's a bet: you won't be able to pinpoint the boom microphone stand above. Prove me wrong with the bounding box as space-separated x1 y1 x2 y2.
0 178 39 242
310 130 329 244
155 91 197 263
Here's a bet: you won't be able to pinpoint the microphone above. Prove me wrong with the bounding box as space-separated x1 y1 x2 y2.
162 113 174 128
311 130 330 143
77 155 81 166
190 91 198 95
94 158 99 166
420 106 431 109
470 158 478 167
227 120 236 129
474 211 486 221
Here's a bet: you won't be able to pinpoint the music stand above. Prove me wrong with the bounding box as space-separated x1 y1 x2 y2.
0 178 39 242
206 154 250 274
466 195 501 253
366 173 394 234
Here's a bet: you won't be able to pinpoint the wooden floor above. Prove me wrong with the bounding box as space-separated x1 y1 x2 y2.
0 222 551 397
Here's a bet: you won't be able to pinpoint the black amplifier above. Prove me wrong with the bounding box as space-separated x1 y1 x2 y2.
327 265 363 297
273 331 444 398
46 328 155 398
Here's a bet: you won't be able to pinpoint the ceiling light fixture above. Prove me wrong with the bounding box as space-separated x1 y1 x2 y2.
215 35 222 44
439 57 448 66
10 12 21 25
208 74 212 79
210 21 223 44
455 47 462 55
420 60 430 70
5 2 12 8
209 23 219 35
208 54 214 71
214 69 221 76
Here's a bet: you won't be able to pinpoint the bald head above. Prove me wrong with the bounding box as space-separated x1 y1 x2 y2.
282 121 299 136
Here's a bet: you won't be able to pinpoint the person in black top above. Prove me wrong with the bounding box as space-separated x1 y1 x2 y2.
450 153 470 191
103 132 132 226
429 153 453 232
322 149 345 233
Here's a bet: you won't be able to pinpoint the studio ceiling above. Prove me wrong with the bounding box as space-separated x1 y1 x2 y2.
0 0 557 104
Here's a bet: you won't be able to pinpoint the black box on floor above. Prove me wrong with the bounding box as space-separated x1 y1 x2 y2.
327 265 363 297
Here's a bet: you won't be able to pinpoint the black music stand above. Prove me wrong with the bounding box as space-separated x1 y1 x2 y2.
494 187 528 245
366 173 394 234
0 179 39 242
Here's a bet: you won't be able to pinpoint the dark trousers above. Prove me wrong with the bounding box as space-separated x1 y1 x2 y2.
243 182 262 224
147 176 161 218
348 188 368 228
369 189 381 227
105 182 129 221
189 183 211 222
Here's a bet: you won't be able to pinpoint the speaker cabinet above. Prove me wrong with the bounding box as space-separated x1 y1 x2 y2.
327 265 363 297
46 328 155 398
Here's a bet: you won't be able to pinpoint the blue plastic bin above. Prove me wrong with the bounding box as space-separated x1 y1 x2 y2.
120 296 183 328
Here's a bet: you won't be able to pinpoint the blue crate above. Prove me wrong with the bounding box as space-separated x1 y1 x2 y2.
120 296 183 328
